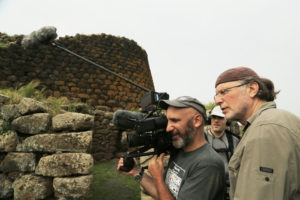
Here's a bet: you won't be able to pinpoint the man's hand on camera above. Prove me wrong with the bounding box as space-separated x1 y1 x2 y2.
117 157 140 176
148 153 165 181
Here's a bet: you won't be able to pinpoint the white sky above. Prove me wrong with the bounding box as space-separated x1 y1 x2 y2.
0 0 299 117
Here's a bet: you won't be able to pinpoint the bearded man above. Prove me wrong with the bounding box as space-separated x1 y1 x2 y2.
118 96 225 200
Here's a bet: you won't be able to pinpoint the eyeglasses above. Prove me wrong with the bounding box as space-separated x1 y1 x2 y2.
214 82 248 100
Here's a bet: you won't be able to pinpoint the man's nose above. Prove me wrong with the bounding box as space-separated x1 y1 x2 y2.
166 123 174 132
213 118 220 122
214 95 224 106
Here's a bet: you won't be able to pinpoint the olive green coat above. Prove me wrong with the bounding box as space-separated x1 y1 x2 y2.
229 102 300 200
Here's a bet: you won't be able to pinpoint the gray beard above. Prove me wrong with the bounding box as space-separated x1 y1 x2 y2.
172 119 195 149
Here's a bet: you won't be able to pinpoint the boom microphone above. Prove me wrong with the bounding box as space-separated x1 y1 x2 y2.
21 26 58 49
112 110 144 130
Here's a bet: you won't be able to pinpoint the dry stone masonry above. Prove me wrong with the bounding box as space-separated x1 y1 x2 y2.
0 31 158 164
0 32 155 111
0 95 94 199
92 110 121 161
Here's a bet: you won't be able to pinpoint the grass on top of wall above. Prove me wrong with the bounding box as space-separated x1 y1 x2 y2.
0 81 92 116
0 81 92 134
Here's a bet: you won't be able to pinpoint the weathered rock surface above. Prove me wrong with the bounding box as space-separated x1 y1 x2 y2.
53 175 93 199
0 173 13 199
0 131 18 152
35 153 93 177
92 110 120 161
17 97 47 115
12 174 52 200
11 113 51 134
7 171 24 182
0 96 95 199
52 112 94 132
17 131 92 153
0 152 36 172
1 104 20 121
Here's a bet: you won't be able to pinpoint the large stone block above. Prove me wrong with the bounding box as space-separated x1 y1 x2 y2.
17 131 92 153
12 174 52 200
52 112 94 132
1 104 20 121
17 97 47 115
35 153 93 177
11 113 51 134
0 131 18 152
0 152 36 172
53 175 93 199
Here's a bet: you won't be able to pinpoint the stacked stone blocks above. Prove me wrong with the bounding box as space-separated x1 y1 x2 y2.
92 110 120 161
0 95 94 199
0 32 155 111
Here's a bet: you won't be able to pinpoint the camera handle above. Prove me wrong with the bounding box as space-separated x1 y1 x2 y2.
119 145 162 172
119 155 135 172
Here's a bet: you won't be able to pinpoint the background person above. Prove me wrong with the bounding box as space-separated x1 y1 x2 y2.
205 105 240 200
214 66 300 200
118 96 225 200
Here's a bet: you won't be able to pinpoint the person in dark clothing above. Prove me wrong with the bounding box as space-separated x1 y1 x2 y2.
118 96 225 200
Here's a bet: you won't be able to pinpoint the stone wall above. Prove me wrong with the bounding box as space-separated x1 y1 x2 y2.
91 110 133 161
92 110 119 161
0 95 94 199
0 32 155 111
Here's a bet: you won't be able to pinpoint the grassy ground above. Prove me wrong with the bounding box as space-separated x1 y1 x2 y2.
92 159 141 200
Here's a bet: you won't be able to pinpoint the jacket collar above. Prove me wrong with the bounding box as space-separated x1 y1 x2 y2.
243 101 276 133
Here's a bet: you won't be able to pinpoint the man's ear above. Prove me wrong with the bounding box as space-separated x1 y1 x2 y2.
194 114 203 128
248 82 259 98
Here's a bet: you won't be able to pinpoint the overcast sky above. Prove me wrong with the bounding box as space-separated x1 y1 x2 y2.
0 0 299 116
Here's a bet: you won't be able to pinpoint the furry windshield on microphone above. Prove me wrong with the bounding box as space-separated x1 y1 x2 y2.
21 26 58 49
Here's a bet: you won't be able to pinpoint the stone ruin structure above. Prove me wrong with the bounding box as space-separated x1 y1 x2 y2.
0 29 160 199
0 95 94 199
0 31 158 163
0 32 155 111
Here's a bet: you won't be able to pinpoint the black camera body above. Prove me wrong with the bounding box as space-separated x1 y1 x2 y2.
113 91 173 172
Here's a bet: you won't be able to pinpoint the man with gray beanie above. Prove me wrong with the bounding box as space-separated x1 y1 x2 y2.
118 96 225 200
214 66 300 200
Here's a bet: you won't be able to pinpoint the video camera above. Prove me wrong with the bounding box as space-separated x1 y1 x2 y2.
112 91 174 172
